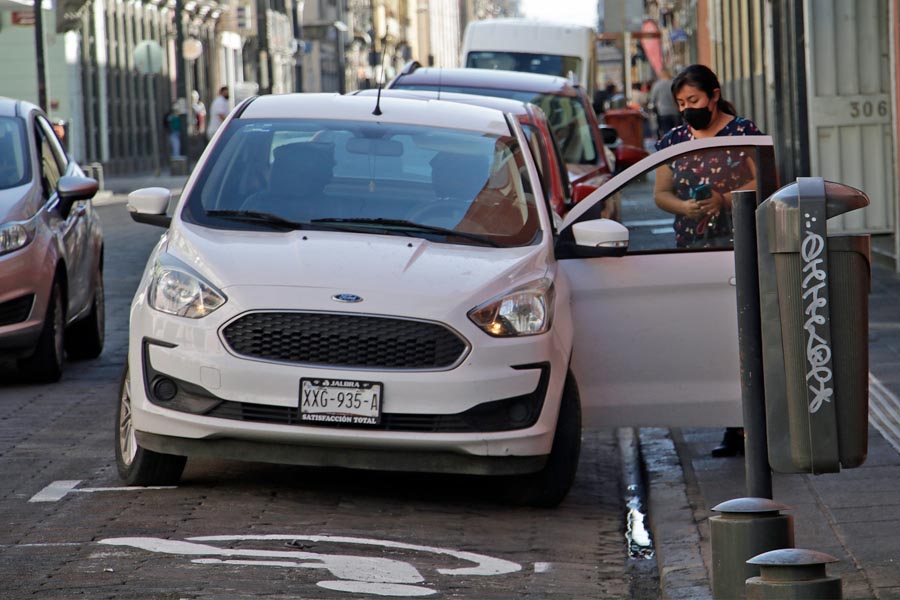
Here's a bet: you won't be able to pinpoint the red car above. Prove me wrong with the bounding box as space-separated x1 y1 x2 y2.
354 88 571 216
389 63 617 216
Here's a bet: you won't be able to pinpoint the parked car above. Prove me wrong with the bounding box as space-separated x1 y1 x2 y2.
118 92 776 507
388 64 616 212
0 97 104 382
352 88 572 216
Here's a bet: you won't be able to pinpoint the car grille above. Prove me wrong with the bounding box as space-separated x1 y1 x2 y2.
221 311 468 370
0 294 34 326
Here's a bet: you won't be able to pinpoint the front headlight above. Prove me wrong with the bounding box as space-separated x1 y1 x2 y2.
468 278 554 337
0 221 34 257
148 263 226 318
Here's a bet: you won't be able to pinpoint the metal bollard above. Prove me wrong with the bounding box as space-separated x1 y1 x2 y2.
710 497 794 599
746 548 841 599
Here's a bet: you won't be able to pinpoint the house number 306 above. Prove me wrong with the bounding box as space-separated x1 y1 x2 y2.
849 100 889 118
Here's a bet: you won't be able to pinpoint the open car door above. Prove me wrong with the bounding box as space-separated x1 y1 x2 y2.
557 135 777 427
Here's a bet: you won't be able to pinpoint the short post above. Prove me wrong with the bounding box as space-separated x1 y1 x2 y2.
710 498 794 600
746 548 841 599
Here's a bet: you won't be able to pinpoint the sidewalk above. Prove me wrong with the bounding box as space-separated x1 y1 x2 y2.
645 260 900 599
99 172 190 198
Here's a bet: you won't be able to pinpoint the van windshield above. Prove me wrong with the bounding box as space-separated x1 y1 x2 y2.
466 52 582 82
392 84 598 166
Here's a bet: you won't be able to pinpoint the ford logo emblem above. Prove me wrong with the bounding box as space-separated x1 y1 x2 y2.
332 293 363 303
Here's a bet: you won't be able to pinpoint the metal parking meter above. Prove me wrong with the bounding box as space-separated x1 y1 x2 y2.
756 178 870 474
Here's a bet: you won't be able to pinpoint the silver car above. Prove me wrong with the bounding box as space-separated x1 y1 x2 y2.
0 97 104 382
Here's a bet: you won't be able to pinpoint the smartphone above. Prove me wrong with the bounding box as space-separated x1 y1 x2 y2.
693 183 712 201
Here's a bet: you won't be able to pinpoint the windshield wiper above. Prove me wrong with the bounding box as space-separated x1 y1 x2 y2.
310 218 503 248
206 209 306 231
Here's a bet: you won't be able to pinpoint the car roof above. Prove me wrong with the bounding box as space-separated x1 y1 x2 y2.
238 93 512 136
389 66 581 96
0 97 30 118
352 88 537 117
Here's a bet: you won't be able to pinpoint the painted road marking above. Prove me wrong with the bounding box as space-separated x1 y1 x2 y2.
870 372 900 454
534 562 553 573
99 534 523 597
29 480 177 503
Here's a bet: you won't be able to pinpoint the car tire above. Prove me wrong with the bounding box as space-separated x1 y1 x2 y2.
115 365 186 486
65 264 105 360
18 280 65 383
501 372 582 508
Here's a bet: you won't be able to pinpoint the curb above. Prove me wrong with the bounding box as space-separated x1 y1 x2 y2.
91 190 121 207
639 427 712 599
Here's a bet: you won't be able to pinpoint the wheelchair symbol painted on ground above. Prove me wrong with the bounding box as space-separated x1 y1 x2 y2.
99 534 522 596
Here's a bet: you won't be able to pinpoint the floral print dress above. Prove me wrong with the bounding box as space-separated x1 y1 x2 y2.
655 116 764 247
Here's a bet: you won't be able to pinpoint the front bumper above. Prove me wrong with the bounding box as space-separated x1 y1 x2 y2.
0 232 54 355
128 290 572 474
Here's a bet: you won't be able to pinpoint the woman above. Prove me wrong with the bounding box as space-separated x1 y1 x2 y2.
654 65 763 457
654 64 763 249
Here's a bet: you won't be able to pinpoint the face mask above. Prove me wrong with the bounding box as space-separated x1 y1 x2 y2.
681 105 713 130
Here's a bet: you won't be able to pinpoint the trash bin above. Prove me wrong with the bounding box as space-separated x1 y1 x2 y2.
756 177 870 474
603 108 644 149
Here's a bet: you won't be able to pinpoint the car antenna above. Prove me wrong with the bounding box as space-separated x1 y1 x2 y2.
373 36 389 116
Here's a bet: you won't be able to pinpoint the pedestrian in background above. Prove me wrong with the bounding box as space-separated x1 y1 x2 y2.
206 86 230 141
652 63 765 457
650 69 681 138
164 99 186 158
592 81 617 116
191 90 206 135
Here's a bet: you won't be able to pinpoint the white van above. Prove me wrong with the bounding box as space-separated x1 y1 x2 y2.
461 18 596 94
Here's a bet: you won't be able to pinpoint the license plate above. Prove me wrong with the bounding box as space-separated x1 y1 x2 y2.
299 378 382 426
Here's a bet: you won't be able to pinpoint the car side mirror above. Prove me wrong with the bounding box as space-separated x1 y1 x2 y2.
572 183 597 203
599 125 619 146
128 187 172 228
57 175 99 217
557 218 629 258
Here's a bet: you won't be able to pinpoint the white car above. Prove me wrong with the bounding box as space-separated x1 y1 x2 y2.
118 92 776 506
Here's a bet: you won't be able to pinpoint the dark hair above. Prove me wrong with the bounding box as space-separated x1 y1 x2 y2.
671 64 736 116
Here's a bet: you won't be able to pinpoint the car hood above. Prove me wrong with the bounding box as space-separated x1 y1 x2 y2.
166 223 550 301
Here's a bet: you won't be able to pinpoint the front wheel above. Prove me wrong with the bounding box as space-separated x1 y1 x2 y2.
115 365 186 486
18 280 65 382
500 372 582 508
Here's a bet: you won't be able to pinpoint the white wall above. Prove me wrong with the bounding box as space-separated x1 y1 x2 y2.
0 9 76 124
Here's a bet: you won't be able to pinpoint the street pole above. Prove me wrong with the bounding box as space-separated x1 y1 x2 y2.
257 0 271 94
292 0 304 92
33 0 47 111
336 1 346 94
174 0 187 156
731 189 773 499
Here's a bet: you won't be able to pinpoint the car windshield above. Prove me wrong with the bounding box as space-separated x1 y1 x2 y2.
466 52 582 82
0 117 31 190
182 119 541 248
393 84 598 166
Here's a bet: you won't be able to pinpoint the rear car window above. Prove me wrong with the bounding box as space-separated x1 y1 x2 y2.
393 84 598 166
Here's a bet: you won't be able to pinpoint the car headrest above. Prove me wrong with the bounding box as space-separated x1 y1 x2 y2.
268 142 335 196
430 151 490 201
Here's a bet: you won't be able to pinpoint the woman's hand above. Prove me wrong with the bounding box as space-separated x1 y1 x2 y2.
682 199 705 219
696 190 725 217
